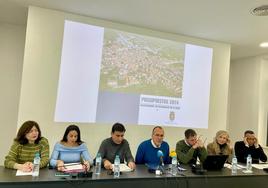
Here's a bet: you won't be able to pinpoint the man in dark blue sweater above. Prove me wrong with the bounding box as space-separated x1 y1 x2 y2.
135 126 170 166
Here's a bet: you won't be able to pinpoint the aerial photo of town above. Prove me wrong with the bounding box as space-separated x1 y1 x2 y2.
99 29 185 98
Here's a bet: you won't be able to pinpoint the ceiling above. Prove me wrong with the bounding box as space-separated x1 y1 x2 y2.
1 0 268 60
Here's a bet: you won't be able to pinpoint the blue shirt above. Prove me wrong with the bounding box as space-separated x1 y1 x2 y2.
135 139 170 165
50 142 93 167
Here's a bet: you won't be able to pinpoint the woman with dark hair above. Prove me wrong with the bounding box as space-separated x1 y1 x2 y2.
4 121 49 171
50 125 93 171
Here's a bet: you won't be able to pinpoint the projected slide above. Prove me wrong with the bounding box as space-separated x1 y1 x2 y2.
55 20 213 128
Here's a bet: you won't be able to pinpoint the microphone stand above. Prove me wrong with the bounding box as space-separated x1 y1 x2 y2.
158 156 165 174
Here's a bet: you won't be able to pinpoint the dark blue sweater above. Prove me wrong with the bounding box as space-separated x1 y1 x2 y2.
135 139 170 165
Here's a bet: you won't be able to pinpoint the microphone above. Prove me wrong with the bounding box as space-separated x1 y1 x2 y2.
157 150 164 166
156 150 165 174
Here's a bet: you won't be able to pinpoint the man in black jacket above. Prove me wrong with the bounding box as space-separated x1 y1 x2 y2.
234 130 267 163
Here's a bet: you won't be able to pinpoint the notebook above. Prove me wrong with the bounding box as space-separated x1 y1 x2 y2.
202 155 228 170
62 163 85 173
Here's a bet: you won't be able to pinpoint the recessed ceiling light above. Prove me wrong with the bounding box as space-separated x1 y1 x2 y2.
260 42 268 48
251 5 268 16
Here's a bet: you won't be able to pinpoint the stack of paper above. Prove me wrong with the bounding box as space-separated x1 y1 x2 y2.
112 163 133 172
63 163 85 173
252 163 268 169
16 170 33 176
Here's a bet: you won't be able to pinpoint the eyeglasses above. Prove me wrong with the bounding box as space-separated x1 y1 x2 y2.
154 134 164 137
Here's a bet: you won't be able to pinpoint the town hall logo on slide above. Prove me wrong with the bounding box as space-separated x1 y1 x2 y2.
169 111 175 121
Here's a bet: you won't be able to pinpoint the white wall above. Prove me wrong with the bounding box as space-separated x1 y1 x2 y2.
229 55 268 147
0 23 25 164
16 6 231 160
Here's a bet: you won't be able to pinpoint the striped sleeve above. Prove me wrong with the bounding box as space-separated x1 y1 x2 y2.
39 137 49 168
4 141 20 169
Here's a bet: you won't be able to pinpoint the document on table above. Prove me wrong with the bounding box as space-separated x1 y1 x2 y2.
252 163 268 169
236 164 247 169
16 170 32 176
62 163 84 173
112 163 133 172
224 163 246 170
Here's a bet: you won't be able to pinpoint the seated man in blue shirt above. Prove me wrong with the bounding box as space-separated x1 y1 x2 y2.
135 126 170 166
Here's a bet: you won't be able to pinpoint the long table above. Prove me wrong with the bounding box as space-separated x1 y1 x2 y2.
0 165 267 188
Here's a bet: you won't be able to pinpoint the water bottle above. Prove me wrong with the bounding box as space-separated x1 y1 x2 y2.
113 155 120 178
231 155 237 174
171 156 177 175
95 153 102 175
32 153 40 177
246 154 252 172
